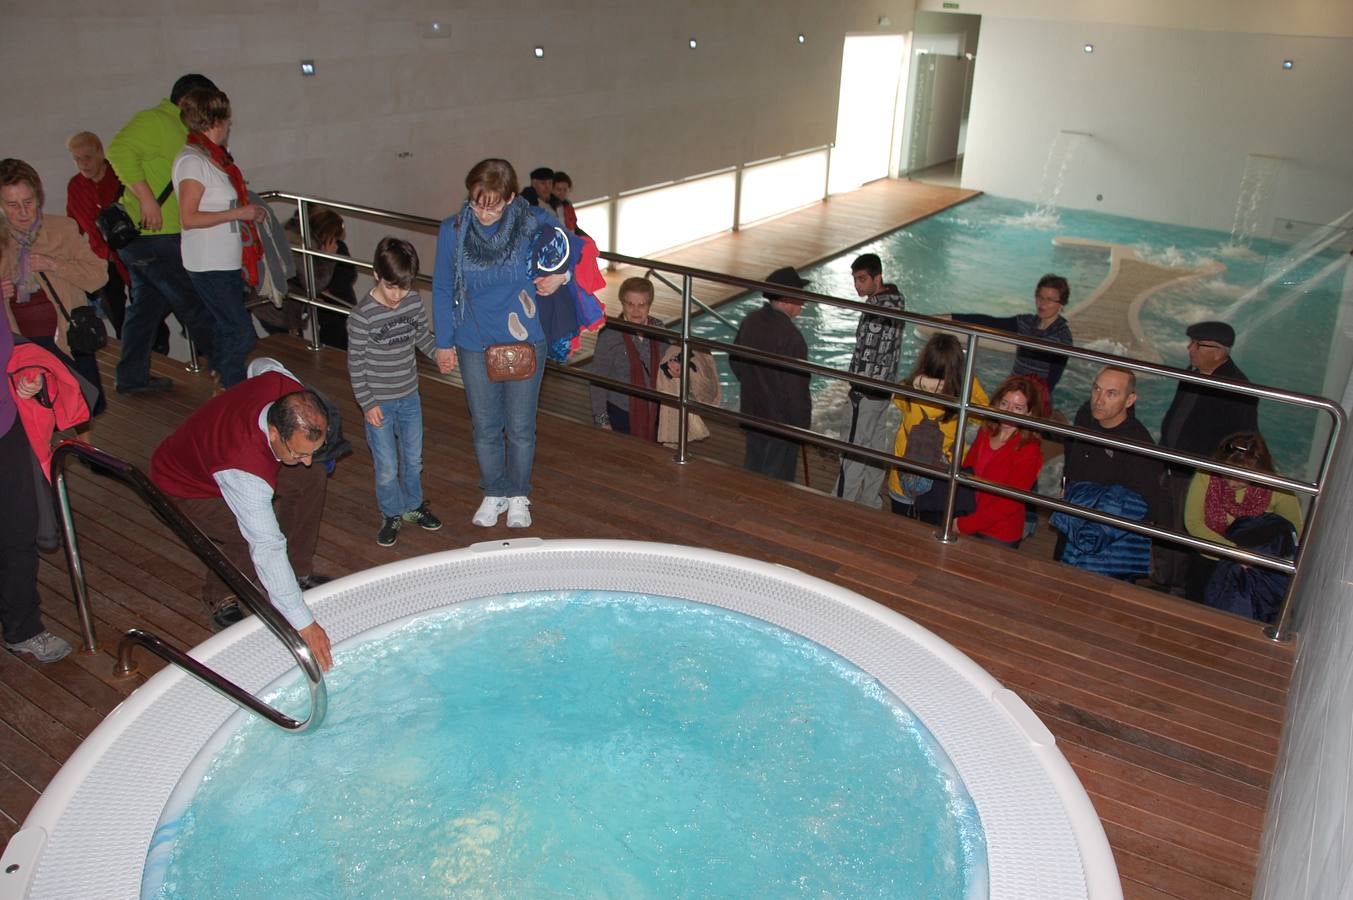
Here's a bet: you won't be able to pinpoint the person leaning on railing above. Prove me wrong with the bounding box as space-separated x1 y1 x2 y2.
951 375 1047 548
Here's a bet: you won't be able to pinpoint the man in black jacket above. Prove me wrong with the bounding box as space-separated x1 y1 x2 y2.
1155 320 1258 593
730 267 812 481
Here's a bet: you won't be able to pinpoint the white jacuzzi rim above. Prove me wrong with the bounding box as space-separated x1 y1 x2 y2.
2 538 1121 899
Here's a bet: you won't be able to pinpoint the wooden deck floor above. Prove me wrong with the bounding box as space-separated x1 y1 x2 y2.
6 335 1290 899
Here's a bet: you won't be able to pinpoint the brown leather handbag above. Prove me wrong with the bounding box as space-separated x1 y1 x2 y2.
484 342 537 382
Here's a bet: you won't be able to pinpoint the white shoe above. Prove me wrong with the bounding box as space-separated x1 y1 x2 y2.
472 496 509 527
506 496 532 528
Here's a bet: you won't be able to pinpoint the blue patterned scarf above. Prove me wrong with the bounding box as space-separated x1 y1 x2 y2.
8 210 43 302
452 196 534 320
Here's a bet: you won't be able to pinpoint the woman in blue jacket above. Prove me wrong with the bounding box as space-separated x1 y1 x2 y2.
432 158 572 529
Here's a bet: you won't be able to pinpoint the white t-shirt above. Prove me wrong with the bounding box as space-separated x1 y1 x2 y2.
172 146 242 272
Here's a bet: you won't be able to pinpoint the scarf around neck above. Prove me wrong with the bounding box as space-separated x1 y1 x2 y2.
1203 475 1271 535
186 131 263 287
451 196 534 317
8 210 43 302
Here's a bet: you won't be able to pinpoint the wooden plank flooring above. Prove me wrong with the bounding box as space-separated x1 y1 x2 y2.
5 334 1290 899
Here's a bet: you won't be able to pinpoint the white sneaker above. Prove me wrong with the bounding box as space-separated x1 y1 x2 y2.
506 496 532 528
6 630 72 663
472 496 509 527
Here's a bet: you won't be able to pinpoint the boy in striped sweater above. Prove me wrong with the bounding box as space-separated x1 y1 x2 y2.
347 237 442 546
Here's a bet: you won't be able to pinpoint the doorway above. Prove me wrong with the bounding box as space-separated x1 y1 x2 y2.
829 34 908 194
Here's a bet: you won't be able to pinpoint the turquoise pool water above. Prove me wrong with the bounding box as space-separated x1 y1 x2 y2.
698 194 1347 476
143 592 987 898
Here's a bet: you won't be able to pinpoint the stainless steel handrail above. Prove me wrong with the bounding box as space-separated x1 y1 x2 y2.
255 188 1344 641
643 268 737 330
51 441 327 732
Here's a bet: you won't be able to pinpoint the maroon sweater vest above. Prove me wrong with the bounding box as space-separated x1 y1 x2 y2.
150 372 303 499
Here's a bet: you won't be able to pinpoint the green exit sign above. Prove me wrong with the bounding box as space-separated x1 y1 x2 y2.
943 1 959 7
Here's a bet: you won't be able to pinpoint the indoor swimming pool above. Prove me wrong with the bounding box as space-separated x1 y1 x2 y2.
698 194 1349 476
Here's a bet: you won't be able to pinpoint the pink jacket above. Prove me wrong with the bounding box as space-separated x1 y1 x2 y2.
6 342 91 479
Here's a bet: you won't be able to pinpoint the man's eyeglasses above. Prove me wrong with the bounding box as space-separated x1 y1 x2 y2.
281 434 316 462
1188 339 1227 351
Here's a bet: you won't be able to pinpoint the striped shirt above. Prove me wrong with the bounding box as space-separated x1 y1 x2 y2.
346 289 438 412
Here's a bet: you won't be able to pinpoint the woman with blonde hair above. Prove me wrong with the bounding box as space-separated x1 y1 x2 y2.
1 158 108 414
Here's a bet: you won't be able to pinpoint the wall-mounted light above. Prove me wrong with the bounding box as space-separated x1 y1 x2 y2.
423 22 451 39
1281 59 1294 70
797 33 806 44
299 60 316 76
1083 44 1094 54
688 38 698 49
963 51 975 61
533 46 545 59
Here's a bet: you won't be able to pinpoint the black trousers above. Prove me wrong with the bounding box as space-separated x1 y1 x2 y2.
0 422 45 644
744 430 799 481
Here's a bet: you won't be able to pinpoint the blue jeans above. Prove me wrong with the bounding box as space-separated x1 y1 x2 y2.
188 269 257 388
115 234 214 389
364 392 425 518
457 344 546 497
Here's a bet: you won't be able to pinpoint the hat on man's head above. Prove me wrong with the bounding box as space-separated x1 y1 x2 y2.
764 266 810 300
1186 321 1235 349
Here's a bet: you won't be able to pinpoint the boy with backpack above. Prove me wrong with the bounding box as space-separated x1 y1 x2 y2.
347 237 442 546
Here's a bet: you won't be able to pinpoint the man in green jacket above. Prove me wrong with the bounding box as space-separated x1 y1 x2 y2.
107 73 217 394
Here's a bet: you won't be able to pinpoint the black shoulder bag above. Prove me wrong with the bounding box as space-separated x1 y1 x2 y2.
95 180 174 251
38 273 108 355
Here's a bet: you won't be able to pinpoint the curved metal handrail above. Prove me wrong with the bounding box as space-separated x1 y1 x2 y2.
256 188 1344 641
50 441 327 732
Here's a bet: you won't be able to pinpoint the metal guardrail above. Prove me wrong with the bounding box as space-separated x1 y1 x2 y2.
51 441 327 732
256 190 1344 642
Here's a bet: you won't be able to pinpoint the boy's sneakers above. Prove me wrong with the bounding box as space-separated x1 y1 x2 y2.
506 496 531 529
377 516 401 547
7 631 73 663
472 496 509 527
402 504 443 531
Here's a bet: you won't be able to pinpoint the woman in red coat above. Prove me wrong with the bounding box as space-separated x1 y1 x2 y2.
955 374 1047 547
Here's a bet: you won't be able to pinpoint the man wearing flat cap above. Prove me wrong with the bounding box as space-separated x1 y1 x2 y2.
730 267 812 480
1155 320 1259 593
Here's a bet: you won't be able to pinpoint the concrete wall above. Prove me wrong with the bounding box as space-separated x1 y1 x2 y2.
960 16 1353 232
2 1 914 222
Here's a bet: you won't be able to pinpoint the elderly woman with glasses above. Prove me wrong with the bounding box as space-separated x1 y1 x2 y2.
432 158 575 530
1182 431 1303 604
1 159 108 416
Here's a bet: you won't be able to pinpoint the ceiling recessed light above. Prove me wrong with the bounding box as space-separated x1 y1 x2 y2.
797 33 806 44
1281 59 1294 70
688 38 698 49
533 46 545 59
299 60 316 76
1083 43 1094 54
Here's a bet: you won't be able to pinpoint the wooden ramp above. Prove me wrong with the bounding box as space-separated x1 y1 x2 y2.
1056 237 1226 363
4 334 1291 900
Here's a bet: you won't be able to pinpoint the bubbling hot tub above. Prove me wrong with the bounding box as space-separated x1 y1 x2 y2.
0 539 1120 899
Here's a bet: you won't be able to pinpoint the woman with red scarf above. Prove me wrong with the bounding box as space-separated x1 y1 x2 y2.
172 87 266 389
588 277 668 440
1183 431 1303 602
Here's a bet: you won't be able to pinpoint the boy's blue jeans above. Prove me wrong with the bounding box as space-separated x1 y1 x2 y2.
364 392 425 518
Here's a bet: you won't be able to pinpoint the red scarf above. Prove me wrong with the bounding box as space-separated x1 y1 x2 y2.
622 332 661 441
1203 475 1271 535
186 131 263 287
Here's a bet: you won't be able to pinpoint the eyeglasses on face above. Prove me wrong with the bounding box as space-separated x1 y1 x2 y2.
1187 339 1226 351
1225 439 1254 454
281 433 316 462
470 195 507 213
